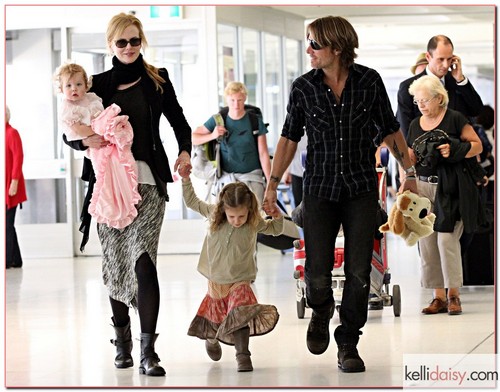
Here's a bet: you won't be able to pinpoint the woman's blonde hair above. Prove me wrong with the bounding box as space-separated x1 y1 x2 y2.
106 12 165 92
408 75 449 107
53 62 91 93
209 182 260 233
6 105 10 123
224 81 248 97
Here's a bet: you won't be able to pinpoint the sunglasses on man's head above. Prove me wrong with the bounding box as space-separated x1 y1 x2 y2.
115 37 142 49
307 38 323 51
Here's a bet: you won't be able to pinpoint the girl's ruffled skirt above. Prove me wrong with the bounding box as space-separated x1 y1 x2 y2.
187 280 279 345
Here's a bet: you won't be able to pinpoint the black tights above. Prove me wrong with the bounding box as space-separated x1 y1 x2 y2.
109 253 160 334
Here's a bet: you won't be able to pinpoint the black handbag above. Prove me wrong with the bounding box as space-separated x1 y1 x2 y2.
412 129 450 168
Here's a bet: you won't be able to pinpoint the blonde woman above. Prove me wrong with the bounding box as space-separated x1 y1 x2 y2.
406 75 483 316
63 12 192 376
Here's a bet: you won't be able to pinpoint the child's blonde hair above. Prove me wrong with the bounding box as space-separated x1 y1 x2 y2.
210 182 260 233
53 62 91 93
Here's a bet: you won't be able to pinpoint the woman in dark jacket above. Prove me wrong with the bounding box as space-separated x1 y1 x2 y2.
405 76 482 317
64 13 192 376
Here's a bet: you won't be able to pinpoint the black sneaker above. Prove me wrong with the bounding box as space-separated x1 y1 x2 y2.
306 311 330 355
337 344 365 372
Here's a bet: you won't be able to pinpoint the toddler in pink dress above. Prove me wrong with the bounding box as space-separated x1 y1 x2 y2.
55 63 140 229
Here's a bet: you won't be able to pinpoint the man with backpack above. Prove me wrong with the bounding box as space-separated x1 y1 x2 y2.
192 81 271 203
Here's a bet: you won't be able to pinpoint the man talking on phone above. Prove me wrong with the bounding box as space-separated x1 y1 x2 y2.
396 35 483 136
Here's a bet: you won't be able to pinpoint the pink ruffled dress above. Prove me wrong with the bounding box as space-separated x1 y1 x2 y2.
88 104 141 229
60 93 104 141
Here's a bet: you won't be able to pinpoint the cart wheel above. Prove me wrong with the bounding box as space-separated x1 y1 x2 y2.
297 297 306 319
392 284 401 317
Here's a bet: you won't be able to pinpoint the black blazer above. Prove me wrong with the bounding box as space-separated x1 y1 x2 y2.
396 70 484 136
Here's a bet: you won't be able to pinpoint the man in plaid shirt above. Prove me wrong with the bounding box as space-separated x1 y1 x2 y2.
263 15 417 373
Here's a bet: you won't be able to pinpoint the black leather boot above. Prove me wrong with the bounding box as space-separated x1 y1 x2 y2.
110 317 133 368
337 343 365 373
139 333 166 376
234 327 253 372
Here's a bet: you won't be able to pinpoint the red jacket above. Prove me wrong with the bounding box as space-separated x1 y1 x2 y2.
5 122 27 209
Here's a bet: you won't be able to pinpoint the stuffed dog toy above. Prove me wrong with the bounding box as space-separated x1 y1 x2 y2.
379 190 436 246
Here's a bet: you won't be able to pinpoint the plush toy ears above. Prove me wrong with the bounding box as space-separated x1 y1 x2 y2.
398 194 412 212
392 209 405 235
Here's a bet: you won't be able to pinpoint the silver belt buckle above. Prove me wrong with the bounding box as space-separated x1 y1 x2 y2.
428 175 438 184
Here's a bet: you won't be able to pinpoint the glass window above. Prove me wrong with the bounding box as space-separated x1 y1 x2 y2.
285 38 302 99
6 28 68 224
217 24 238 107
262 32 282 151
241 28 261 107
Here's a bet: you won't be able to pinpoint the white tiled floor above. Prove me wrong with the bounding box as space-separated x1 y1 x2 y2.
5 234 496 388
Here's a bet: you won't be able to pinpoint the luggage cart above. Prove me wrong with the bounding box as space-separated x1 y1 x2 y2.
292 167 401 319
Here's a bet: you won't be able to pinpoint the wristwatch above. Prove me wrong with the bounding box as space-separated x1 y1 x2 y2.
404 166 416 175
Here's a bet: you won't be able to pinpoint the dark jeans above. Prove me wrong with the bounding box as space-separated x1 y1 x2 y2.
6 205 23 268
303 188 378 346
291 174 303 207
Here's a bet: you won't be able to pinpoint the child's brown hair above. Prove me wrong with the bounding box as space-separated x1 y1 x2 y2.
210 182 260 233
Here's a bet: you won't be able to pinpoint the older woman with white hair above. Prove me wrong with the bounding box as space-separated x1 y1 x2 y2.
405 75 483 316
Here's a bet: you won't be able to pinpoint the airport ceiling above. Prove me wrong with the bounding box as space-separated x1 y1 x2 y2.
5 4 495 79
269 5 495 79
268 5 493 24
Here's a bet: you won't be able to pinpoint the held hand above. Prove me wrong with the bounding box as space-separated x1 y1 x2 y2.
268 208 283 219
437 143 451 158
400 177 419 195
82 134 108 149
262 189 279 217
175 151 192 178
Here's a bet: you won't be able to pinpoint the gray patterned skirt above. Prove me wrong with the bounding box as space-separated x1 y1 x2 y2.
97 184 165 309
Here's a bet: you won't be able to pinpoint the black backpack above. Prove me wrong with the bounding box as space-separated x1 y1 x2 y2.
192 105 266 180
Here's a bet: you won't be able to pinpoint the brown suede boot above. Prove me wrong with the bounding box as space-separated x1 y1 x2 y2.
233 327 253 372
205 339 222 361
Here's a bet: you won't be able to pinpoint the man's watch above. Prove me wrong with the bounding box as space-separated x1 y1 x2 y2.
404 166 416 175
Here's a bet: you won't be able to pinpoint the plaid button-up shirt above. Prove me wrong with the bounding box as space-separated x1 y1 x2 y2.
282 63 400 202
